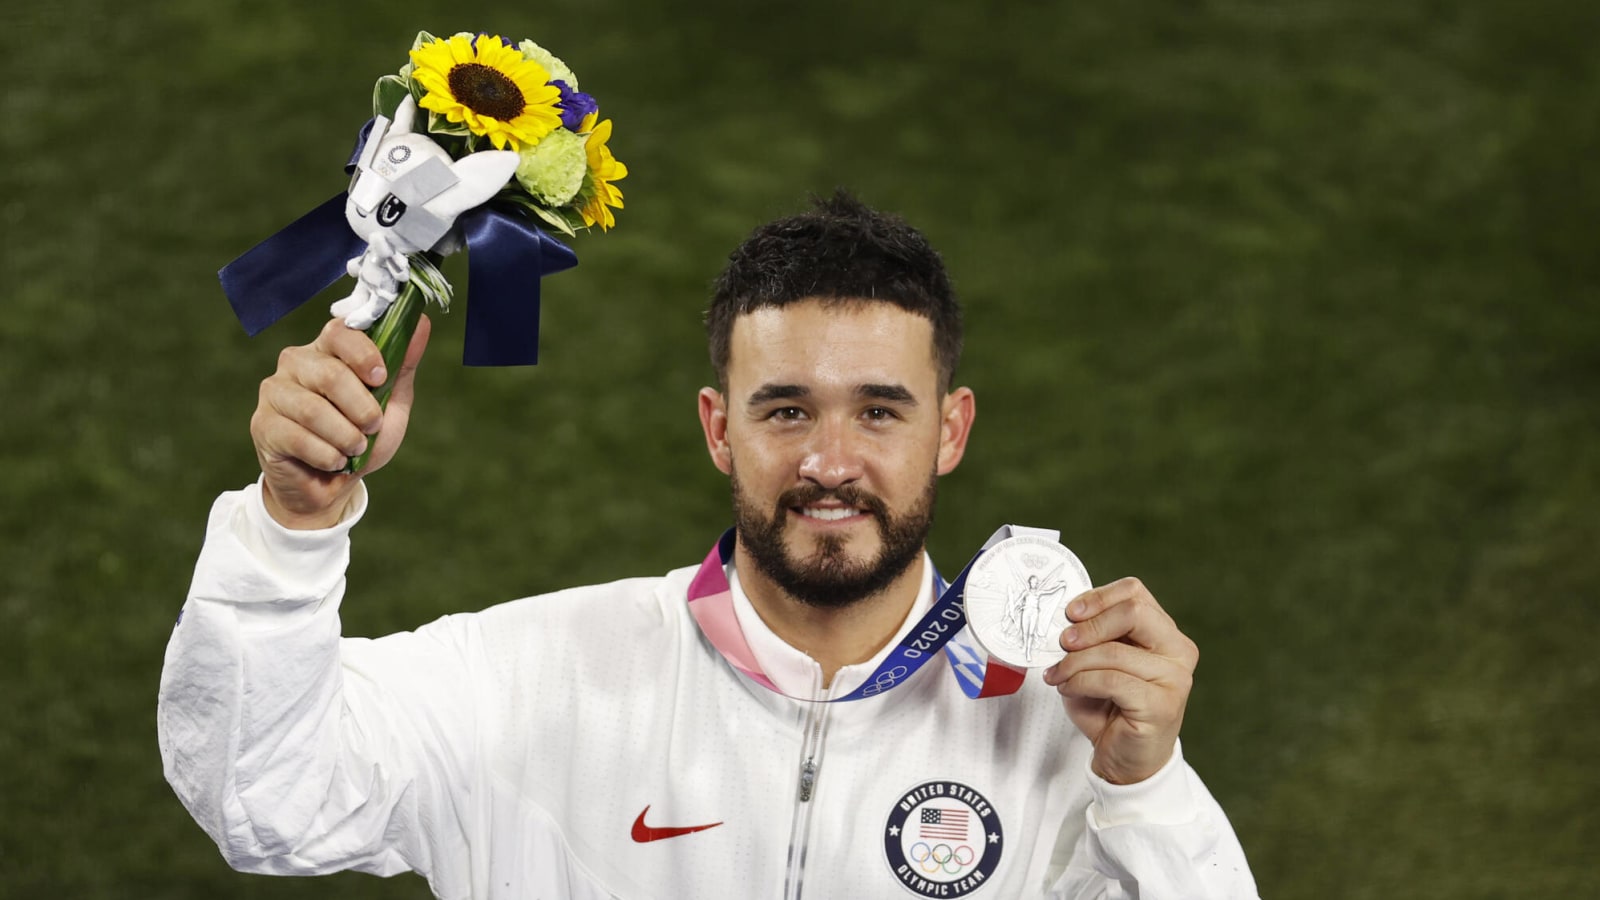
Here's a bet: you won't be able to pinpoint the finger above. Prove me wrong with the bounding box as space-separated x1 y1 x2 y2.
1066 577 1161 624
277 346 385 436
359 315 431 475
313 318 389 387
255 414 352 474
1063 578 1193 660
1053 668 1166 720
1061 597 1171 654
384 313 432 420
1042 641 1190 689
261 380 371 460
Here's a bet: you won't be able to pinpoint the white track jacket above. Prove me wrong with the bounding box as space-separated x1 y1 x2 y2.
159 483 1259 899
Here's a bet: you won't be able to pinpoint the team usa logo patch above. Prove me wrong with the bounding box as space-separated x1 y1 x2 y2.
883 781 1003 896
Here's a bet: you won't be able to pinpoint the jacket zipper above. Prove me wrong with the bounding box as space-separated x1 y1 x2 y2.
782 673 833 900
797 709 825 801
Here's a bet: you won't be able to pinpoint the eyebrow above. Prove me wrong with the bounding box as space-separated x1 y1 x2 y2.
747 384 809 405
857 383 918 406
744 383 919 406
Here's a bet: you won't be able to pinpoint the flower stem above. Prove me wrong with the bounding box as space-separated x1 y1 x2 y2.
344 264 428 474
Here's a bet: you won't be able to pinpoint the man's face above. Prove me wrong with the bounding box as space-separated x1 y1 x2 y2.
698 299 975 609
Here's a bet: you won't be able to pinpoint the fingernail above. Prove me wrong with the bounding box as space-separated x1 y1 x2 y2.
369 366 387 384
1069 601 1087 619
349 438 368 457
1063 626 1079 647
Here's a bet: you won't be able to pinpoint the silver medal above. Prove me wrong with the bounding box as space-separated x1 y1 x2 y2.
963 533 1092 668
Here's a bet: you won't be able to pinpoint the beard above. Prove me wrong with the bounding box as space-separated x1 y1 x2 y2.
731 466 938 610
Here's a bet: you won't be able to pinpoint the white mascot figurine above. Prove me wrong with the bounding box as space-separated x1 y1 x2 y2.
330 95 519 330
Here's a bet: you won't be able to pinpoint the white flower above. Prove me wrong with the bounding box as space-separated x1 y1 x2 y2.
519 39 578 89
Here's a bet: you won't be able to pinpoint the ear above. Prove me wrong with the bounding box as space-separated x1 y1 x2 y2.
698 387 733 475
392 94 418 135
427 150 518 221
935 386 976 476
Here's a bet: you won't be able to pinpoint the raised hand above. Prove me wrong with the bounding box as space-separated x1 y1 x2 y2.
249 316 431 529
1042 577 1200 785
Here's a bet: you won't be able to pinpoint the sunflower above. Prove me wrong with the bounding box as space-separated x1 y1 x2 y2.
579 118 628 231
410 34 563 151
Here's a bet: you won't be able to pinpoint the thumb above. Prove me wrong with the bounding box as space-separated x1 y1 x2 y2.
388 312 432 413
364 314 432 473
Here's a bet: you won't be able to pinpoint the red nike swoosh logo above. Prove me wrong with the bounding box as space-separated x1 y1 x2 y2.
631 805 723 842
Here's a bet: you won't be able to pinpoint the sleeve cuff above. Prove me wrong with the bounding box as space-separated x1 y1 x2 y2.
235 478 369 587
1086 739 1201 828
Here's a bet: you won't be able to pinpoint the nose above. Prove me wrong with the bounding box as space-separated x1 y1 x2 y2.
797 418 865 489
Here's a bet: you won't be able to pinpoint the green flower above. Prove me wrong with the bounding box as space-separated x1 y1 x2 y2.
514 127 589 206
519 39 578 90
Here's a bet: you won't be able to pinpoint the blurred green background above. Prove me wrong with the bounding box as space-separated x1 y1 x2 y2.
3 0 1597 896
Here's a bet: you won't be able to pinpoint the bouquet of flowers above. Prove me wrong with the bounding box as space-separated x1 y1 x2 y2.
219 30 627 471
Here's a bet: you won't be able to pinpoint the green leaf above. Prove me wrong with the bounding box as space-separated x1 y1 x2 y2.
428 131 469 159
408 253 454 313
372 75 410 120
530 204 579 237
493 194 583 238
427 109 472 137
489 192 530 212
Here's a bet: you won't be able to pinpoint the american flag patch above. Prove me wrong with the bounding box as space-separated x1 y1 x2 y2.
919 807 970 841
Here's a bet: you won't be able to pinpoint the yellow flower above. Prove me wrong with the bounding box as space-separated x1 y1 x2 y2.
410 34 562 151
579 118 628 231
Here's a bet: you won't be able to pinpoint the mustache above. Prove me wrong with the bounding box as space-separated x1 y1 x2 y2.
776 484 889 519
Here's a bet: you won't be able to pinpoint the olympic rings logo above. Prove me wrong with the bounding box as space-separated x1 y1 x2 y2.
860 665 908 697
908 841 976 874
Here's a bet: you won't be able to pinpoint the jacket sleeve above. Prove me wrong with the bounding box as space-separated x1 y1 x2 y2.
157 482 482 897
1046 741 1260 899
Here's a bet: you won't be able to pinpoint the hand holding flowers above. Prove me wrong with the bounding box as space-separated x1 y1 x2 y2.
219 30 628 474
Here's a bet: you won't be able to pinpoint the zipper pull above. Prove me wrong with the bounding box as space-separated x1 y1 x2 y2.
798 759 817 802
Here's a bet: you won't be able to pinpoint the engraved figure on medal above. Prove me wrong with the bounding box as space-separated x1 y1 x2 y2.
963 535 1092 668
1004 561 1070 661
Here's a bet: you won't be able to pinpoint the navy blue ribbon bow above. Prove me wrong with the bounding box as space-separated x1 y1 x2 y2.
217 119 578 366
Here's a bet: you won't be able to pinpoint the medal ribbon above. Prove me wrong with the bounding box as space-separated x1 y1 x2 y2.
686 527 1040 701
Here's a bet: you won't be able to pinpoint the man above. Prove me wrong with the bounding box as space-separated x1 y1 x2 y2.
160 193 1259 898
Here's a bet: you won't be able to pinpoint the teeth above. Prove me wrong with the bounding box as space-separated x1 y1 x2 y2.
802 507 857 521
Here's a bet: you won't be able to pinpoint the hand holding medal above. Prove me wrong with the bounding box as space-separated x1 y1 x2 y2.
1042 573 1200 786
963 528 1198 786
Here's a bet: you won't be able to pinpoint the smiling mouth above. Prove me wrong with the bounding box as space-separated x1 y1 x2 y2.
794 506 866 522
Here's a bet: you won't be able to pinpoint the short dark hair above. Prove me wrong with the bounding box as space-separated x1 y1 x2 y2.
706 190 963 391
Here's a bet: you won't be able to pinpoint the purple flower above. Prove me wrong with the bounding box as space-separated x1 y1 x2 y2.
472 33 516 50
552 79 599 131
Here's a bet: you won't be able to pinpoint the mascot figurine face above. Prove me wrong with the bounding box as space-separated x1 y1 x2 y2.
331 95 518 330
345 95 518 256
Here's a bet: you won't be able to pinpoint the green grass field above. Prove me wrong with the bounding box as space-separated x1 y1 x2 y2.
3 0 1597 896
